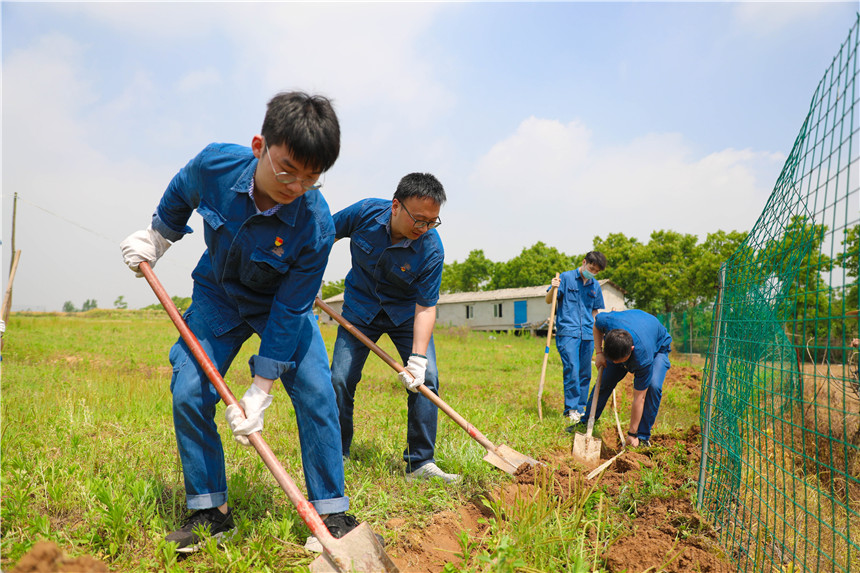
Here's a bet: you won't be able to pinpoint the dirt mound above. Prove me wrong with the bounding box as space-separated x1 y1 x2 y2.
9 541 108 573
389 427 734 572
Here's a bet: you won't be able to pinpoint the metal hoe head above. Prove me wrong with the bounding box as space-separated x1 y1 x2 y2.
572 432 602 468
483 444 542 475
309 523 399 572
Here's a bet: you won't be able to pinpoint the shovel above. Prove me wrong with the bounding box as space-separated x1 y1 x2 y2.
139 262 397 573
315 298 541 475
537 273 559 420
572 366 603 468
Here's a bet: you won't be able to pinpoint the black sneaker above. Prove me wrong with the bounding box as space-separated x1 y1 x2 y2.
165 507 236 553
304 512 385 553
565 422 587 434
323 512 360 538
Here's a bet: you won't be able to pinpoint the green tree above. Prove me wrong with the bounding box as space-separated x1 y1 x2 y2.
756 216 835 355
62 301 78 313
321 279 346 299
113 295 128 310
441 249 497 293
594 229 747 314
142 295 192 312
81 299 98 312
490 242 573 290
838 224 858 311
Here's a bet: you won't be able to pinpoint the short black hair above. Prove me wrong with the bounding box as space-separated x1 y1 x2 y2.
393 173 447 206
585 251 607 271
604 329 633 362
261 91 340 173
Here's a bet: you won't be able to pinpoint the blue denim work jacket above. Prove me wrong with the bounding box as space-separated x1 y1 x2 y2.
554 268 605 339
333 198 444 326
151 143 335 380
595 309 673 390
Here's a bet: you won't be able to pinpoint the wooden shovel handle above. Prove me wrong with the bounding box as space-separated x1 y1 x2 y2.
138 262 335 546
585 366 603 439
315 297 501 453
537 273 560 420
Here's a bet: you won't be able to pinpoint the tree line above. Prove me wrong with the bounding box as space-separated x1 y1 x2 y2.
439 229 748 316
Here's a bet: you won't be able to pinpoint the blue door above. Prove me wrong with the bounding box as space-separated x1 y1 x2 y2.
514 300 527 328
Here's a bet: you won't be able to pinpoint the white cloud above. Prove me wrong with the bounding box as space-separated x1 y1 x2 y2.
451 117 785 264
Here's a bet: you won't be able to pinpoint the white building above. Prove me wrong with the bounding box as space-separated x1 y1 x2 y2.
320 279 626 334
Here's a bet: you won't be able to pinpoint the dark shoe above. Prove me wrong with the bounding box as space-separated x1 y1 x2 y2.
323 512 360 538
565 422 587 434
165 507 236 553
304 512 385 553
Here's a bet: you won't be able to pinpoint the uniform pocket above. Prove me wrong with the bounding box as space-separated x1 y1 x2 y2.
240 247 290 293
383 263 417 289
352 234 374 255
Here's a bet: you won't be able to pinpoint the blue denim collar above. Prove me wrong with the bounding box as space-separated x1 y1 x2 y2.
377 207 417 249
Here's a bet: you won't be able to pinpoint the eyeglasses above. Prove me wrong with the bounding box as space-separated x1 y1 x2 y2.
400 202 442 230
264 142 323 191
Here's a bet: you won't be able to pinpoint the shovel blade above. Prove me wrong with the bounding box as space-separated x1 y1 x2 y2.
483 444 542 475
309 523 399 573
572 432 602 468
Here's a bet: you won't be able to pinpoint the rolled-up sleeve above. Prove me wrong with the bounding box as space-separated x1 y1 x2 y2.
415 251 443 308
152 153 201 242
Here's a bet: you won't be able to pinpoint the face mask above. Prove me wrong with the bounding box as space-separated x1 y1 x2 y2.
581 267 595 281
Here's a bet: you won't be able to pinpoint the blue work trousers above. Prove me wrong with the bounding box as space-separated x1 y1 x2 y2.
585 353 671 440
169 306 348 515
556 335 595 418
330 313 439 472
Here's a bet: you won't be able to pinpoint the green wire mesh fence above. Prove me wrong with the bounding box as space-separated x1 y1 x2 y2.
698 15 859 573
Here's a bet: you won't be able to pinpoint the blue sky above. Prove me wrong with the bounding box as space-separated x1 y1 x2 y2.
2 2 857 311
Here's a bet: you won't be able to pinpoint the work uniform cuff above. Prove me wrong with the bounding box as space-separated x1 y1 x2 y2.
249 354 294 380
151 213 193 243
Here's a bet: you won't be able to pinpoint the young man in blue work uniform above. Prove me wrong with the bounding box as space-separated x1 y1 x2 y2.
589 309 673 447
329 173 460 483
120 92 363 551
546 251 607 432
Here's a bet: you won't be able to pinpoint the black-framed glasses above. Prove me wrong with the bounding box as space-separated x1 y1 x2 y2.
264 142 324 191
401 202 442 230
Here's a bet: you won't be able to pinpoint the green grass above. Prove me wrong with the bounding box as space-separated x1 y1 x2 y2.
1 311 703 571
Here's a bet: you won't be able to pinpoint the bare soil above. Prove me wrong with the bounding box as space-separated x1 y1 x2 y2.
388 422 735 572
8 542 108 573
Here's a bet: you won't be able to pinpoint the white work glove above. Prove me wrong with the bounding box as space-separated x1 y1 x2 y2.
119 225 172 277
224 384 273 447
397 355 427 393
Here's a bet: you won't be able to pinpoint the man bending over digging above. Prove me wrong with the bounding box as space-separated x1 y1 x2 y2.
120 91 366 552
329 173 460 484
588 309 672 448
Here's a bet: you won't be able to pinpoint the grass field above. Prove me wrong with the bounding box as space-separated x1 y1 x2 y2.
0 310 720 572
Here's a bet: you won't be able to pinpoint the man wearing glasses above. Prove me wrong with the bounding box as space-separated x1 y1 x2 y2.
120 92 365 551
329 173 460 483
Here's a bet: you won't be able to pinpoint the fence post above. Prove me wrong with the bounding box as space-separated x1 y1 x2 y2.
697 263 725 510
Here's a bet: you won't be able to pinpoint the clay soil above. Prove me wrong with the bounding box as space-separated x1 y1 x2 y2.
387 422 734 573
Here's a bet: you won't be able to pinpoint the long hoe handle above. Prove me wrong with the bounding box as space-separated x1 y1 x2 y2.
139 263 338 550
537 273 560 420
315 298 503 455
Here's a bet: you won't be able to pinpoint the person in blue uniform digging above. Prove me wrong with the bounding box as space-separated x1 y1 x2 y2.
546 251 607 432
120 91 364 552
588 309 673 447
329 172 460 484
